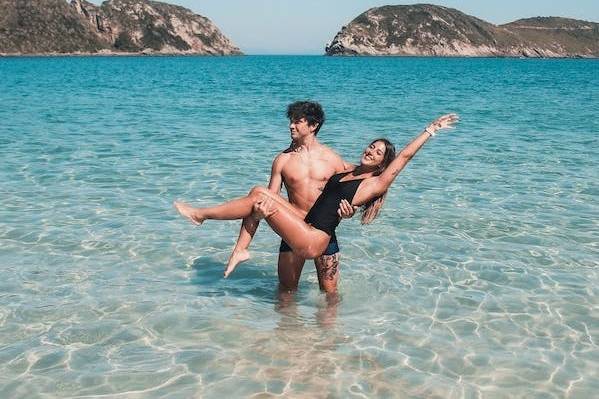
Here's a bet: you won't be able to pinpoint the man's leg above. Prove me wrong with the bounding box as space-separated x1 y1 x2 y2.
316 287 340 328
314 233 340 293
277 241 306 292
314 253 340 293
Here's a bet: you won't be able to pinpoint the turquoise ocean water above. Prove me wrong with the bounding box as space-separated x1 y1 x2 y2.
0 56 597 398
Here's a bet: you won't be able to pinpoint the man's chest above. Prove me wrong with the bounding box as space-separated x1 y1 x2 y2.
281 155 337 185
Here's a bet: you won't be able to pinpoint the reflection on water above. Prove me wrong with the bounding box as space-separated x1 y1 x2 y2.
277 286 340 330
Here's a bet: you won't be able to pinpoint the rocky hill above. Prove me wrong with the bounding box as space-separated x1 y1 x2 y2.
325 4 599 57
0 0 242 55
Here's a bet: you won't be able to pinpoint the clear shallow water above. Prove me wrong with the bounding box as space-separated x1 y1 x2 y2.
0 56 598 398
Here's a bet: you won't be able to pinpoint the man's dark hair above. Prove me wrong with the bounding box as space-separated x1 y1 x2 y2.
286 101 325 135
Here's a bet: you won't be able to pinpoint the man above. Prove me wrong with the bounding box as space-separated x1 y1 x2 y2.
225 101 354 293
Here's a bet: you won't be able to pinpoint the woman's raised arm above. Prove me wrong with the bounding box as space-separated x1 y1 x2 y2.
375 114 459 192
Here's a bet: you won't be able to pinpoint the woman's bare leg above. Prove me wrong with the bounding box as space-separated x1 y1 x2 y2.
173 201 205 225
175 186 329 260
249 188 329 259
224 218 257 278
174 187 262 223
225 198 307 278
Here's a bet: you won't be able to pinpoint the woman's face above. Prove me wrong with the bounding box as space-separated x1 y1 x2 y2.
360 141 386 168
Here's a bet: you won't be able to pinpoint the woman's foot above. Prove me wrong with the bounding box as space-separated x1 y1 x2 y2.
174 201 205 225
224 249 250 278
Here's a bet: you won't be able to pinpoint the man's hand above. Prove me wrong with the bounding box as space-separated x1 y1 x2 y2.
252 195 279 220
337 199 358 219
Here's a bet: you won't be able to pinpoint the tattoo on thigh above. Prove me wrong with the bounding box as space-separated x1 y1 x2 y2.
316 253 340 281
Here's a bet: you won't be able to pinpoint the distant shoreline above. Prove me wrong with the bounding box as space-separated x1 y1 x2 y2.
0 52 245 57
1 53 597 59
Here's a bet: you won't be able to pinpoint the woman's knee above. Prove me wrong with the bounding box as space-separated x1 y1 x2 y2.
248 185 268 198
295 245 322 260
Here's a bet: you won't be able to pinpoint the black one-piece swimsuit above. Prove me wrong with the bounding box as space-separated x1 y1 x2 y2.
304 172 364 236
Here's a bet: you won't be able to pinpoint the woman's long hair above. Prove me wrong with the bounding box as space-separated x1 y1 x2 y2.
361 138 396 224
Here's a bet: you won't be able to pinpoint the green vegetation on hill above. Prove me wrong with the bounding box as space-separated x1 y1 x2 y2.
0 0 109 53
0 0 242 55
326 5 599 57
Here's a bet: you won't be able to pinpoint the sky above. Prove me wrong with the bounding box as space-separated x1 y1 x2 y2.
89 1 599 54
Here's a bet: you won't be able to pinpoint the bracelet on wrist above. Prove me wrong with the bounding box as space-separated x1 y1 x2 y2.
425 126 436 137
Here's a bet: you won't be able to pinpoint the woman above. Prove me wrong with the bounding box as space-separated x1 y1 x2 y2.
175 114 458 265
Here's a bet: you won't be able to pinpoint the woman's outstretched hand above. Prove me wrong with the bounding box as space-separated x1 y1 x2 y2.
426 113 459 136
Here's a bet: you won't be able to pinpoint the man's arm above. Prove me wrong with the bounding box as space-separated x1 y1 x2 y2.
268 153 285 193
248 153 285 223
330 150 353 173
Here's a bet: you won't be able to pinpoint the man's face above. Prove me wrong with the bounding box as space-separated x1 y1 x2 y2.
289 117 317 140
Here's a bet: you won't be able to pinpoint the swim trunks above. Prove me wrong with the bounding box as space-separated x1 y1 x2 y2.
279 232 339 256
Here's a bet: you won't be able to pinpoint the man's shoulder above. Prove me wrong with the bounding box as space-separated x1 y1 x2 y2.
275 146 294 158
318 143 343 161
318 143 339 155
272 148 293 167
